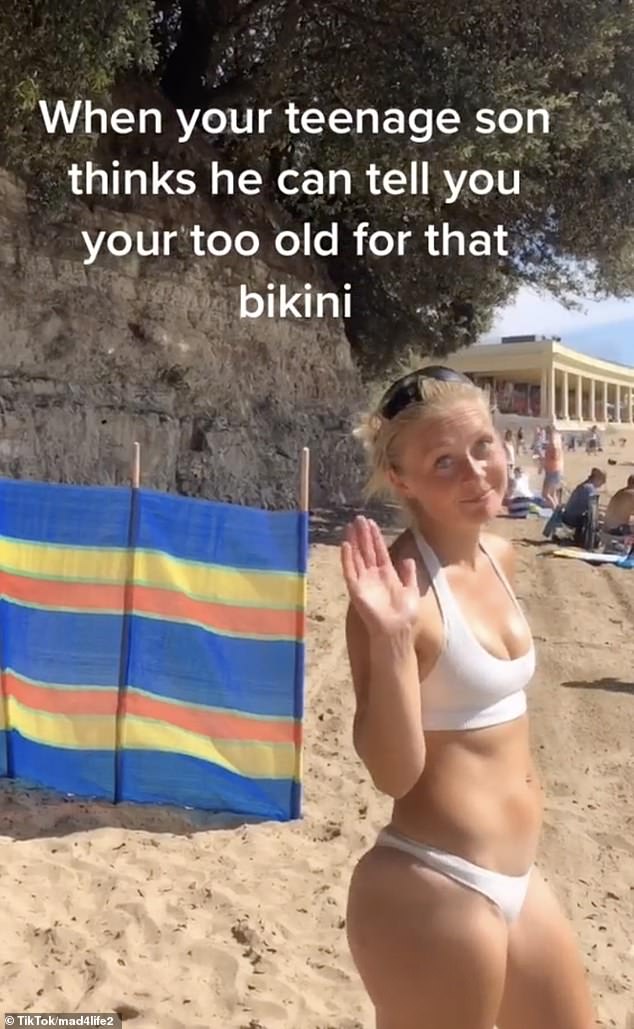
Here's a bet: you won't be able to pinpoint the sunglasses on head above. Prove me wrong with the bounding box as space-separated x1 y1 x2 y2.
378 365 474 420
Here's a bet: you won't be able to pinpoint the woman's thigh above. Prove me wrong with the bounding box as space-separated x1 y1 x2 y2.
497 869 596 1029
346 846 509 1029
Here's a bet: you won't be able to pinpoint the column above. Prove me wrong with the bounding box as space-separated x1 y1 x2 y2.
549 365 557 421
628 386 633 424
615 384 621 422
576 374 583 421
540 371 548 419
602 380 609 422
539 370 551 417
562 369 569 419
590 378 596 422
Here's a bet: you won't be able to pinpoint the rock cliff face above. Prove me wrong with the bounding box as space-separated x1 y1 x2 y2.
0 161 366 509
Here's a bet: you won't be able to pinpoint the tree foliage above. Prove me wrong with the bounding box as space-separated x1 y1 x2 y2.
0 0 156 203
1 0 633 370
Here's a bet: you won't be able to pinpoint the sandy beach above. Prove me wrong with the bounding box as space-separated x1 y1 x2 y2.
1 437 633 1029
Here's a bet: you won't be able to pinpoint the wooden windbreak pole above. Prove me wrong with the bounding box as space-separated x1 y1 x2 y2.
131 441 141 488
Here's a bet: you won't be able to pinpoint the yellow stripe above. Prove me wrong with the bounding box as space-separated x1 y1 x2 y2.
6 698 297 780
0 538 127 582
135 552 303 608
0 539 304 609
122 716 297 779
7 697 116 748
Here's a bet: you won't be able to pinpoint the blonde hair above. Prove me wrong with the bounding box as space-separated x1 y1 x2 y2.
354 376 488 504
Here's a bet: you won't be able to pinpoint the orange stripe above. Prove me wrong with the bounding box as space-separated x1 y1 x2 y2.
0 571 122 611
0 572 303 639
122 691 300 744
130 584 302 638
3 673 300 745
5 673 118 716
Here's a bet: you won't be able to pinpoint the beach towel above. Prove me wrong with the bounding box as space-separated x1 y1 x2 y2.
551 547 634 567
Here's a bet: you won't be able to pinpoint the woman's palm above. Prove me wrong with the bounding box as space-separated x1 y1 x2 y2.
341 516 420 632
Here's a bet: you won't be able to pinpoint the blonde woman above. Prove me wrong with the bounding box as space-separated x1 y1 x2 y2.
542 424 564 507
341 367 595 1029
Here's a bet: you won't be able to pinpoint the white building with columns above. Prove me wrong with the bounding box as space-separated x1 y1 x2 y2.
433 336 634 429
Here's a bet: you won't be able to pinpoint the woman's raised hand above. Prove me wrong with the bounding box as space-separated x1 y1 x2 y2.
340 516 420 634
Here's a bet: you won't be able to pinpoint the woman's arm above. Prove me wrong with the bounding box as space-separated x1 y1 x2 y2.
341 518 426 799
346 604 425 798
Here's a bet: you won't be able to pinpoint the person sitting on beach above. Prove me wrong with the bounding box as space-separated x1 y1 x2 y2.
508 466 532 499
341 366 595 1029
504 466 534 518
561 467 606 547
604 474 634 535
541 424 564 507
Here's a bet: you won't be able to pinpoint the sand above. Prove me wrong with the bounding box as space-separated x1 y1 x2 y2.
1 435 633 1029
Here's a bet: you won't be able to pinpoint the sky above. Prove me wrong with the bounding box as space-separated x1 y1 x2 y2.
486 290 634 366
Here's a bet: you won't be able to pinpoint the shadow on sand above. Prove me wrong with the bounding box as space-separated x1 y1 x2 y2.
0 780 272 843
515 536 553 549
562 677 634 697
309 501 403 546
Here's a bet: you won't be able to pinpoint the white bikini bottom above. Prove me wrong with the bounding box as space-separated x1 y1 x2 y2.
376 828 533 924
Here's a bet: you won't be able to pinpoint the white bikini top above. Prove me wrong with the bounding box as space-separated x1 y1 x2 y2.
412 530 535 731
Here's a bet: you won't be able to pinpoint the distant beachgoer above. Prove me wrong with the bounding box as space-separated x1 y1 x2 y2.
542 425 564 507
509 466 532 499
516 426 525 455
505 466 535 518
341 366 596 1029
503 429 515 478
604 474 634 534
586 426 601 454
532 426 545 473
561 467 606 547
